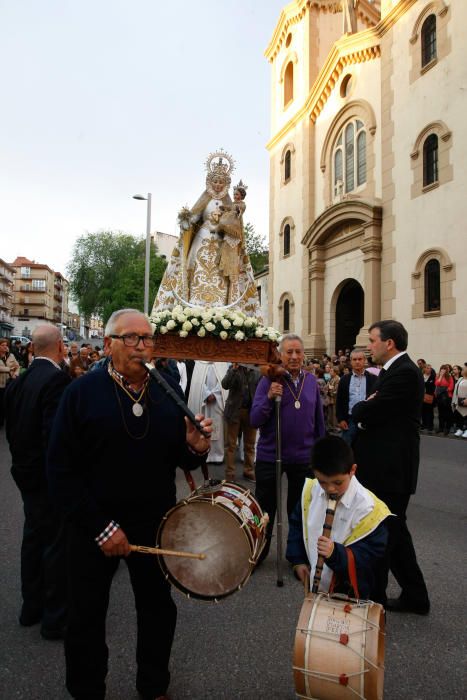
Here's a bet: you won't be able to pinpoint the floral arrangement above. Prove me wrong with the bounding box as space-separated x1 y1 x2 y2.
150 306 280 342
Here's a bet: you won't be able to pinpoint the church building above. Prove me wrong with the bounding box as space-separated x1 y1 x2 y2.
265 0 465 367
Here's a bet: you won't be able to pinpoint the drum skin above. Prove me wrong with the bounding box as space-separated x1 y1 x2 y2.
294 593 385 700
157 482 266 601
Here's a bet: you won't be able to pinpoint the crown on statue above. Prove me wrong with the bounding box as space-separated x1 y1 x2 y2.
205 149 235 179
234 179 248 193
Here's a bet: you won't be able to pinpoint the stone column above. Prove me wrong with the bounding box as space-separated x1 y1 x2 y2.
355 221 382 349
306 244 327 356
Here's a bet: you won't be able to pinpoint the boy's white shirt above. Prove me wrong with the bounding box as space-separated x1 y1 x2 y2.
301 475 375 592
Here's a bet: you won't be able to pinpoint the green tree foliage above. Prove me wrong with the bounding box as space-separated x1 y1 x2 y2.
67 231 167 323
244 222 268 274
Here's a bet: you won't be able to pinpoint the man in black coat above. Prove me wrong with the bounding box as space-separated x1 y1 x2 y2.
335 349 377 445
5 323 71 638
352 320 430 614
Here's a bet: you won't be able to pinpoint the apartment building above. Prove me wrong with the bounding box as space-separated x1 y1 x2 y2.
0 258 15 337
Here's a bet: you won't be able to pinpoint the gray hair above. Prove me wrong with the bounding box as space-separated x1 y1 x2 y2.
31 324 61 354
350 349 366 359
104 309 149 336
278 333 304 352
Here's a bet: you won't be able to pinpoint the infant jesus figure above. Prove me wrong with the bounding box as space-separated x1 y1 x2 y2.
213 180 248 292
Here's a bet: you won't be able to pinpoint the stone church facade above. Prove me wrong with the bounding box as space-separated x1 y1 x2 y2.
266 0 466 368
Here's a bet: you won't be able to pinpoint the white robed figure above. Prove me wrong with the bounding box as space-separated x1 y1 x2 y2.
188 362 229 464
151 150 261 319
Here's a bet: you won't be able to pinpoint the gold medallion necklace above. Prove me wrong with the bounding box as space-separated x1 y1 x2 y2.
284 373 306 409
108 363 149 417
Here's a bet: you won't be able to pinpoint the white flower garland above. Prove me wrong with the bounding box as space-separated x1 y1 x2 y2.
150 306 280 342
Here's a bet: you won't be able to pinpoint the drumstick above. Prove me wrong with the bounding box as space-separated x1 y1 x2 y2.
311 495 338 594
129 544 206 560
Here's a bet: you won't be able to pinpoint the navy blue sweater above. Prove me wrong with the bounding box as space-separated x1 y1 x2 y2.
47 368 204 539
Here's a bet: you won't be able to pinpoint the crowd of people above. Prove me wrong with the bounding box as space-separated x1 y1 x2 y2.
1 317 463 698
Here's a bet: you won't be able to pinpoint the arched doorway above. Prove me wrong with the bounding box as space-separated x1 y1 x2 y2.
335 280 364 352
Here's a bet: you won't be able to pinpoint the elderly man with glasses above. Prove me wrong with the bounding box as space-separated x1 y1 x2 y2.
47 308 212 700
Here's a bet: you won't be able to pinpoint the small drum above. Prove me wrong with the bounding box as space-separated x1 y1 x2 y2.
294 593 385 700
156 481 268 601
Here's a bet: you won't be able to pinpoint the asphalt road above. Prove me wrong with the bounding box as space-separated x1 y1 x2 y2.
0 431 466 700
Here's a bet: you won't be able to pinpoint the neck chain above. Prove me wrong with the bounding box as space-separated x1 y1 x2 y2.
108 361 149 417
284 373 306 410
112 381 150 440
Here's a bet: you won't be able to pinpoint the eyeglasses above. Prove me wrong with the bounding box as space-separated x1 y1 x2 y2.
109 334 155 347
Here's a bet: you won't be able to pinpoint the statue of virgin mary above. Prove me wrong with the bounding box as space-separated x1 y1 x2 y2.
151 150 262 319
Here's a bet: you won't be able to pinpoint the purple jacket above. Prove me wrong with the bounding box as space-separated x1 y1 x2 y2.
250 372 325 464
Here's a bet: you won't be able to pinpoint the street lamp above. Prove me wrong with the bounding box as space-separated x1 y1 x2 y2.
133 193 152 315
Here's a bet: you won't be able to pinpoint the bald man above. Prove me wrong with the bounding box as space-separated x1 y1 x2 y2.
5 323 71 639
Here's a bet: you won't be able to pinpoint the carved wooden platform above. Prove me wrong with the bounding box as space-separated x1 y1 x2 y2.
153 334 279 364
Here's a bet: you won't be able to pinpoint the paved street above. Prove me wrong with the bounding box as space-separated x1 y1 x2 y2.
0 430 466 700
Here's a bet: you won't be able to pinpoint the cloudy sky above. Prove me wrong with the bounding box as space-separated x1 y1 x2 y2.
1 0 286 275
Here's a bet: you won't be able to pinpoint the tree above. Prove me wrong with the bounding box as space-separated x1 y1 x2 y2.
244 222 268 274
67 231 167 323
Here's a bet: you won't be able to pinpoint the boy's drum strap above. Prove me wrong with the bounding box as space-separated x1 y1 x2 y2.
346 547 360 599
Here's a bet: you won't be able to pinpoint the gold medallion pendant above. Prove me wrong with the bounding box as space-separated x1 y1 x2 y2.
295 400 301 410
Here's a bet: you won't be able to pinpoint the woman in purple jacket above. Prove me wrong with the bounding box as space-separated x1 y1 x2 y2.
250 333 325 563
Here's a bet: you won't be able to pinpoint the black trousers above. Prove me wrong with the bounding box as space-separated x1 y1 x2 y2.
65 523 176 700
373 492 429 608
20 488 67 630
421 401 434 430
255 461 312 556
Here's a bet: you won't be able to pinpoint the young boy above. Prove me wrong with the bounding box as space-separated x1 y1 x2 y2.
286 436 390 600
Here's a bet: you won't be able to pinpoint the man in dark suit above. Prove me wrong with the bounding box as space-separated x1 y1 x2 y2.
335 349 377 445
5 323 71 638
352 320 430 614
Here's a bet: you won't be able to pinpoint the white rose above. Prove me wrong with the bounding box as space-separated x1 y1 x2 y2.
173 305 183 314
183 307 191 316
244 318 253 328
179 330 188 338
160 326 168 334
221 319 231 329
205 322 215 332
219 331 228 340
166 319 176 330
255 328 264 338
233 317 244 327
182 321 193 332
190 317 200 326
234 331 245 341
197 327 206 337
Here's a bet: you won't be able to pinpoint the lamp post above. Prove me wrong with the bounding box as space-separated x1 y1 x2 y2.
133 193 152 315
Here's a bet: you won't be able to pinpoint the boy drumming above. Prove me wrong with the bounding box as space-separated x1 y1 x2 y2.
287 436 390 600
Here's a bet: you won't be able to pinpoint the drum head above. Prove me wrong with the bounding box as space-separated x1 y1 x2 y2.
158 500 252 600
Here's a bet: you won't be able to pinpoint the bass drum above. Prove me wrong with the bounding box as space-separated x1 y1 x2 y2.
156 481 267 601
294 593 385 700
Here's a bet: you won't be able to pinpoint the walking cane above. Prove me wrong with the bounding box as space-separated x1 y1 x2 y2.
275 394 284 587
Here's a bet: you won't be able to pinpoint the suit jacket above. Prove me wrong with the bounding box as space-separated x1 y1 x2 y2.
335 370 377 423
5 358 71 492
221 365 261 422
352 354 424 495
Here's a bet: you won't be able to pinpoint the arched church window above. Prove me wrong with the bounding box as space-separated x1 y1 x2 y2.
283 224 291 256
333 119 366 197
284 150 291 181
421 14 437 67
423 134 438 186
283 299 290 331
284 61 294 107
424 259 440 311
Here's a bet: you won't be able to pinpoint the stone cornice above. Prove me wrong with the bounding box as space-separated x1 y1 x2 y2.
265 1 381 63
266 0 418 152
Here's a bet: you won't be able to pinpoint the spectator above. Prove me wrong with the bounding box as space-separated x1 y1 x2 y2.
421 363 436 433
326 366 340 432
435 364 454 435
452 364 467 438
0 338 20 428
335 349 377 446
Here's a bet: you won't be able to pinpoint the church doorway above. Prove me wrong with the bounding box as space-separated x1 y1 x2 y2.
335 280 364 352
